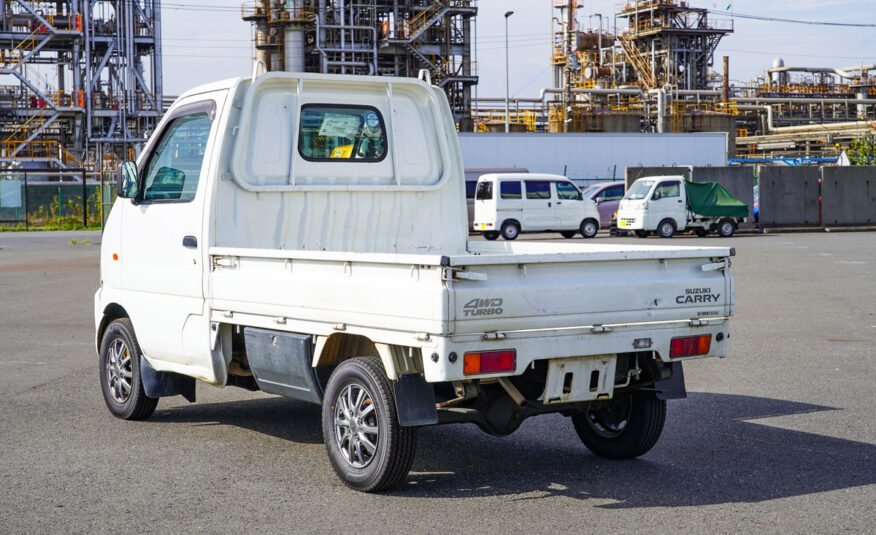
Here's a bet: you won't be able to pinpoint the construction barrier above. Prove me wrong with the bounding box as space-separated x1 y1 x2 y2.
821 167 876 226
757 167 821 227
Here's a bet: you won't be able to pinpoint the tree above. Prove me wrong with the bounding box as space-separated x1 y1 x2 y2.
848 130 876 165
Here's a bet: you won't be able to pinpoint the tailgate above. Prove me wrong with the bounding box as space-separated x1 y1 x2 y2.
447 241 734 335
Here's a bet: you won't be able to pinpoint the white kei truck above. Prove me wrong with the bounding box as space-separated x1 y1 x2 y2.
95 72 737 493
617 176 749 238
472 173 601 240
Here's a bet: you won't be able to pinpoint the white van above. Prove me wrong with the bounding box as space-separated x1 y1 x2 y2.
473 173 600 240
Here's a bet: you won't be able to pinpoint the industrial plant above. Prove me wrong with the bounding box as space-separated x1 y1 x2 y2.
0 0 873 174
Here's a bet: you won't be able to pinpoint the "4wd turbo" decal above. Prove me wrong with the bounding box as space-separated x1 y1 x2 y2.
463 298 504 317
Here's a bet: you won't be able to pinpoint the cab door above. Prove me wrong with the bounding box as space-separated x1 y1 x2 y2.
119 92 224 381
646 180 685 229
554 180 584 229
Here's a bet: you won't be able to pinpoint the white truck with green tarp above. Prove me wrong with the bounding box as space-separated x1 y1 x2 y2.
617 176 749 238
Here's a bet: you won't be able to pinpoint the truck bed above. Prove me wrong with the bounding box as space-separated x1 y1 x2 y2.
209 241 734 340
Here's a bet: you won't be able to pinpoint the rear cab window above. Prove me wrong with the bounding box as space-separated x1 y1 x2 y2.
298 105 387 162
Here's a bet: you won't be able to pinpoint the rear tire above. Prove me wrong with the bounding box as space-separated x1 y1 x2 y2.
501 221 520 241
483 231 499 241
571 391 666 459
580 219 599 239
98 318 158 420
717 219 736 237
559 230 577 239
322 356 417 493
657 219 676 238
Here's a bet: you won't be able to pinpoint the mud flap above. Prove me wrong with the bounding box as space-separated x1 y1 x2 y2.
140 356 196 402
393 373 438 427
654 362 687 400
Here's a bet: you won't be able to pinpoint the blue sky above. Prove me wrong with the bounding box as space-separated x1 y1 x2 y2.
160 0 875 97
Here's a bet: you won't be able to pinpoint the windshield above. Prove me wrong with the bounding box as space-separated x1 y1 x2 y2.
624 180 655 200
582 186 600 198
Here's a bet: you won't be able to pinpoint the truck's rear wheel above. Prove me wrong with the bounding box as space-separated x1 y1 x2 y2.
717 219 736 237
501 221 520 240
571 391 666 459
657 219 676 238
483 231 499 241
98 318 158 420
322 356 417 492
580 219 599 239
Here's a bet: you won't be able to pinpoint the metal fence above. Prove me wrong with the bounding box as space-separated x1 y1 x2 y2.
0 168 101 229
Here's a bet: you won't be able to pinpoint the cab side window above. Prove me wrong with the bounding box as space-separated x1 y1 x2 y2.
555 181 581 200
653 181 680 199
142 113 212 201
500 181 522 199
525 181 551 200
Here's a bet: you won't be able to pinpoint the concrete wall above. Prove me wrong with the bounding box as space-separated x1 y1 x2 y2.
821 167 876 226
624 166 691 190
758 167 821 226
691 167 755 220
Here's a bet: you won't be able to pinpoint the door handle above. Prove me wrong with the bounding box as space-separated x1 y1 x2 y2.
548 202 552 207
557 201 563 205
182 235 198 248
677 200 683 203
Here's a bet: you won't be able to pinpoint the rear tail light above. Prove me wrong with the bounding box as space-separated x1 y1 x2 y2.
670 335 711 358
463 350 516 375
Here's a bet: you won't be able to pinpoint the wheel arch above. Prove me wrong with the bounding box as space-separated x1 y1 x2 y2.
313 333 419 381
500 218 521 231
97 303 130 351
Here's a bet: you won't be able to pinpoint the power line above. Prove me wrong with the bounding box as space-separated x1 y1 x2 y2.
709 10 876 28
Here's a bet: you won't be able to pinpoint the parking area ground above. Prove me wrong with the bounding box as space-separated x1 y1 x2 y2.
1 229 874 534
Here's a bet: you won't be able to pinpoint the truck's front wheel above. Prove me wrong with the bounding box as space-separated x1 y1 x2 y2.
657 219 676 238
322 356 417 492
571 391 666 459
98 318 158 420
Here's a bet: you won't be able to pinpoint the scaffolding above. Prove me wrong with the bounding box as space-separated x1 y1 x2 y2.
242 0 477 129
0 0 163 172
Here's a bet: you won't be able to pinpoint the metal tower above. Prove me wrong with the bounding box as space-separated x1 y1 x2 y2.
0 0 163 170
242 1 477 129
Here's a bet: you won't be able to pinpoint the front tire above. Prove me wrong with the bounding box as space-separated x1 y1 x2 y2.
501 220 520 241
657 219 676 238
322 356 417 492
98 318 158 420
571 391 666 459
580 219 599 239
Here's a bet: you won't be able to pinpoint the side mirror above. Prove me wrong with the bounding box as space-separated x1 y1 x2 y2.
117 161 138 199
652 192 662 200
594 197 601 204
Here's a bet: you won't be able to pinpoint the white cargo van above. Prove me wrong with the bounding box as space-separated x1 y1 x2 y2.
472 173 601 240
95 73 737 493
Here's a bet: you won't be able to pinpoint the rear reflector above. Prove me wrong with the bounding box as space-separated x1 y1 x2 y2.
463 350 516 375
670 335 711 358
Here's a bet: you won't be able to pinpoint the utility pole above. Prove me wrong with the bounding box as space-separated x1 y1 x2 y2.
504 10 514 133
563 0 574 133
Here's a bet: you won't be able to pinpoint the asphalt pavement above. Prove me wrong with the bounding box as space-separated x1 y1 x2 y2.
0 229 873 534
